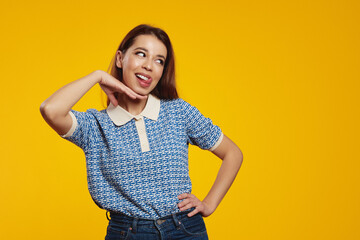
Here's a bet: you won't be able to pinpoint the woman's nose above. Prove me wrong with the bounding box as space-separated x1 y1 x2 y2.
142 59 152 71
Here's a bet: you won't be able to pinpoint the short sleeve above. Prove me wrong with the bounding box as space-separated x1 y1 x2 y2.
60 109 96 151
180 99 223 151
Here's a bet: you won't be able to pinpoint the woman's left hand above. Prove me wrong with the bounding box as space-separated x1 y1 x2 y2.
177 193 215 217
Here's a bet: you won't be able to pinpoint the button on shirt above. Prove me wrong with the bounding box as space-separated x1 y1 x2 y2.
62 95 223 219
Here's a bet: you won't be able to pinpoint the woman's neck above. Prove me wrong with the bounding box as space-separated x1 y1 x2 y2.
116 94 149 116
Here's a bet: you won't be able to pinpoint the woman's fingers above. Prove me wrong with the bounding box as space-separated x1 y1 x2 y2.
177 193 190 200
178 198 191 210
177 193 215 217
177 193 204 216
188 207 200 217
107 93 118 107
101 82 145 101
99 71 147 100
122 86 147 100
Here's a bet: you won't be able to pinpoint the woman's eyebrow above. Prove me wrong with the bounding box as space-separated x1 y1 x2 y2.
134 47 166 60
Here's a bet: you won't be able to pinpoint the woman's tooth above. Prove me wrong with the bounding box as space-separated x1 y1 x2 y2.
136 74 149 80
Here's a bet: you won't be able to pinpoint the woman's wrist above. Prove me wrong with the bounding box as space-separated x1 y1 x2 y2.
91 70 105 84
202 198 218 215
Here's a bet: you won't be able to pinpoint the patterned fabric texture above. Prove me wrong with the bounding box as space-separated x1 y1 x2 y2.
63 98 222 219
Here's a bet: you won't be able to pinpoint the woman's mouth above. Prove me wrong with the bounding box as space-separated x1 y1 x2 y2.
135 73 152 87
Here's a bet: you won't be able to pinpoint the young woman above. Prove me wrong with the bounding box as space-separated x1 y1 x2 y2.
40 24 243 240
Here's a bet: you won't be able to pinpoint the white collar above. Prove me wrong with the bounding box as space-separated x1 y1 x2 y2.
106 94 160 126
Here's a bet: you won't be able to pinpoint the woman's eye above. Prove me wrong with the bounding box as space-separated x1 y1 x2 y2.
136 52 145 57
156 59 164 65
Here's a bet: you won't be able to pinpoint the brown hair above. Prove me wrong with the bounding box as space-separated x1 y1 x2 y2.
107 24 178 102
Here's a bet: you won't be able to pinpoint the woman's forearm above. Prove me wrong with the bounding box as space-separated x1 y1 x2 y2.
203 136 243 213
40 70 102 134
41 70 101 118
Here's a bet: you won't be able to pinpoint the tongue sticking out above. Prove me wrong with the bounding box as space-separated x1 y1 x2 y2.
136 74 152 87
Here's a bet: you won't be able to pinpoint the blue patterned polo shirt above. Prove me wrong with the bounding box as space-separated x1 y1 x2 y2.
62 94 223 219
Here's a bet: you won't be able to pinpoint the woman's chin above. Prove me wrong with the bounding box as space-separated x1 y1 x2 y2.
133 86 155 97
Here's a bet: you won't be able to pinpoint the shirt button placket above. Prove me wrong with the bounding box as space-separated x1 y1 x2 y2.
135 116 150 152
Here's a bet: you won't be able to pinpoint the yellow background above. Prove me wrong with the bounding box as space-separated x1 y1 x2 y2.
1 0 359 239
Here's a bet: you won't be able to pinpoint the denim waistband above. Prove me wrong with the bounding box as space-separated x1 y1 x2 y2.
106 208 195 234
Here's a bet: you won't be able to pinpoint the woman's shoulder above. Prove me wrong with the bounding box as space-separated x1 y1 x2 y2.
89 108 110 122
159 98 200 121
71 108 107 115
70 108 109 122
160 97 191 109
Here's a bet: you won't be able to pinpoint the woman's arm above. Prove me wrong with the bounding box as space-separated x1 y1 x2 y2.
178 134 243 217
40 70 145 135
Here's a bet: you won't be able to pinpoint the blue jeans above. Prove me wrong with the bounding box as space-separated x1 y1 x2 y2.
105 208 209 240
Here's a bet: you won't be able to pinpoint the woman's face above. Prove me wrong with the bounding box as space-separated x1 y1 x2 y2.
116 34 167 96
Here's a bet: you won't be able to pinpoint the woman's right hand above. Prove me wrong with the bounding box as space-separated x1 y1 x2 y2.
40 70 146 136
97 70 147 106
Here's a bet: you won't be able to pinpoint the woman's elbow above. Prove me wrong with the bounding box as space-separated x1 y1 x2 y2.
234 147 243 170
40 101 60 124
40 101 53 121
223 145 243 170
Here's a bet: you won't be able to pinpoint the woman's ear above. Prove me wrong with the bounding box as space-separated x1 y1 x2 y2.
115 50 123 69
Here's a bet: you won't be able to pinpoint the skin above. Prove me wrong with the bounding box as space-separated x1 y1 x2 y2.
177 135 242 217
40 33 243 218
112 34 167 115
116 35 166 96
